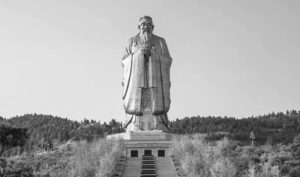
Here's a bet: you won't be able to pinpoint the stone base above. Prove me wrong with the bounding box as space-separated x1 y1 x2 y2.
124 140 172 158
106 130 174 141
107 131 179 158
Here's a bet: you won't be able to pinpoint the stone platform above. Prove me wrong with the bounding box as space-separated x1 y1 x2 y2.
107 130 177 158
107 130 173 141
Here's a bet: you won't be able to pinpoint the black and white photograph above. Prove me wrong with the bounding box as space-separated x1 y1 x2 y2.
1 0 300 176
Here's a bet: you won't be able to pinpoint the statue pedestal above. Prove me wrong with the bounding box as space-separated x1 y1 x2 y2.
124 140 172 158
107 130 173 141
107 130 177 158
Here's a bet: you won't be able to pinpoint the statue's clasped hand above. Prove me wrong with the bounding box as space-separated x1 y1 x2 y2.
141 44 154 57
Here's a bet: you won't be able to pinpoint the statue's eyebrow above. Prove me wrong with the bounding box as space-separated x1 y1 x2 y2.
141 21 152 25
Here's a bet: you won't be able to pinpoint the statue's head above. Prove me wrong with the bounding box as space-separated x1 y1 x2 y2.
138 16 154 34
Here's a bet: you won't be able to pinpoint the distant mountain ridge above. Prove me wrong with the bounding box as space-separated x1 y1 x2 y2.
170 110 300 144
1 110 300 149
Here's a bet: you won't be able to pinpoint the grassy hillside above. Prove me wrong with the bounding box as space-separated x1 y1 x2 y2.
170 134 299 177
1 139 123 177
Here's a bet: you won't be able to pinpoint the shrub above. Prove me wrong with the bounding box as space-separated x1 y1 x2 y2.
68 139 123 177
289 166 300 177
2 138 123 177
171 135 236 177
0 157 33 177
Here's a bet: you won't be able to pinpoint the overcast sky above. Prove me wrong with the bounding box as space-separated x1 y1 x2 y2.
0 0 299 122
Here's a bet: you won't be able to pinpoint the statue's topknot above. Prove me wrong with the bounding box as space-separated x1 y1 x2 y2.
139 16 153 23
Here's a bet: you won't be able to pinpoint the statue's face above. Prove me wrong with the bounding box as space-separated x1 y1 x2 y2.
139 18 154 34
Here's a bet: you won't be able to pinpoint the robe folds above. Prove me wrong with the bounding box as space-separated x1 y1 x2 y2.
121 34 172 115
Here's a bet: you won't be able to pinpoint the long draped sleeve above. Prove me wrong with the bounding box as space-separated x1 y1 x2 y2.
121 36 144 114
121 38 133 99
158 38 172 113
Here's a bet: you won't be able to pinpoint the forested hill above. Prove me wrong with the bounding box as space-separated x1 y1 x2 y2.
169 110 300 145
8 114 79 146
1 110 300 151
3 114 123 152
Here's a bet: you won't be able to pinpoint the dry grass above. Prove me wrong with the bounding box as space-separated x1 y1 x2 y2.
68 139 123 177
170 135 286 177
4 139 124 177
170 135 236 177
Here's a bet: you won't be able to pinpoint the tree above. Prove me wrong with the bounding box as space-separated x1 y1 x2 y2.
0 125 28 156
0 158 33 177
291 134 300 160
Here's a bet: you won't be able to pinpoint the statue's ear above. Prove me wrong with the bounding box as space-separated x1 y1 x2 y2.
138 25 140 29
152 25 154 30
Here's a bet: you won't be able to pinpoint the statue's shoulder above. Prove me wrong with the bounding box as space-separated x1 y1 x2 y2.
126 34 166 46
126 34 139 47
128 36 136 42
129 34 139 42
152 35 168 47
153 34 165 42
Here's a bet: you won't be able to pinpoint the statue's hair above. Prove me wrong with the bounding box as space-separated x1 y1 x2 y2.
138 16 154 30
139 16 153 23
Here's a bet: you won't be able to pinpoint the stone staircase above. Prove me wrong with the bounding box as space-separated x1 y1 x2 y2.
141 155 157 177
121 156 178 177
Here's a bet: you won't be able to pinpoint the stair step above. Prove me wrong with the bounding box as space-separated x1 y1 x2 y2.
141 169 156 174
142 160 155 164
140 175 157 177
141 164 156 169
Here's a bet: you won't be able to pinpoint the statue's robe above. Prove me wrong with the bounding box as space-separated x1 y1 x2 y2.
121 34 172 128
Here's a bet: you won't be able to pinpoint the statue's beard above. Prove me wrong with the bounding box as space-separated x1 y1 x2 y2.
140 30 152 44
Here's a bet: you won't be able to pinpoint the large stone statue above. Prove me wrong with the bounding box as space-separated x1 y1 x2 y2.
122 16 172 132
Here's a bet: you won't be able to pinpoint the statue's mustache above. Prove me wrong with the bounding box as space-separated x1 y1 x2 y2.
142 28 152 33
